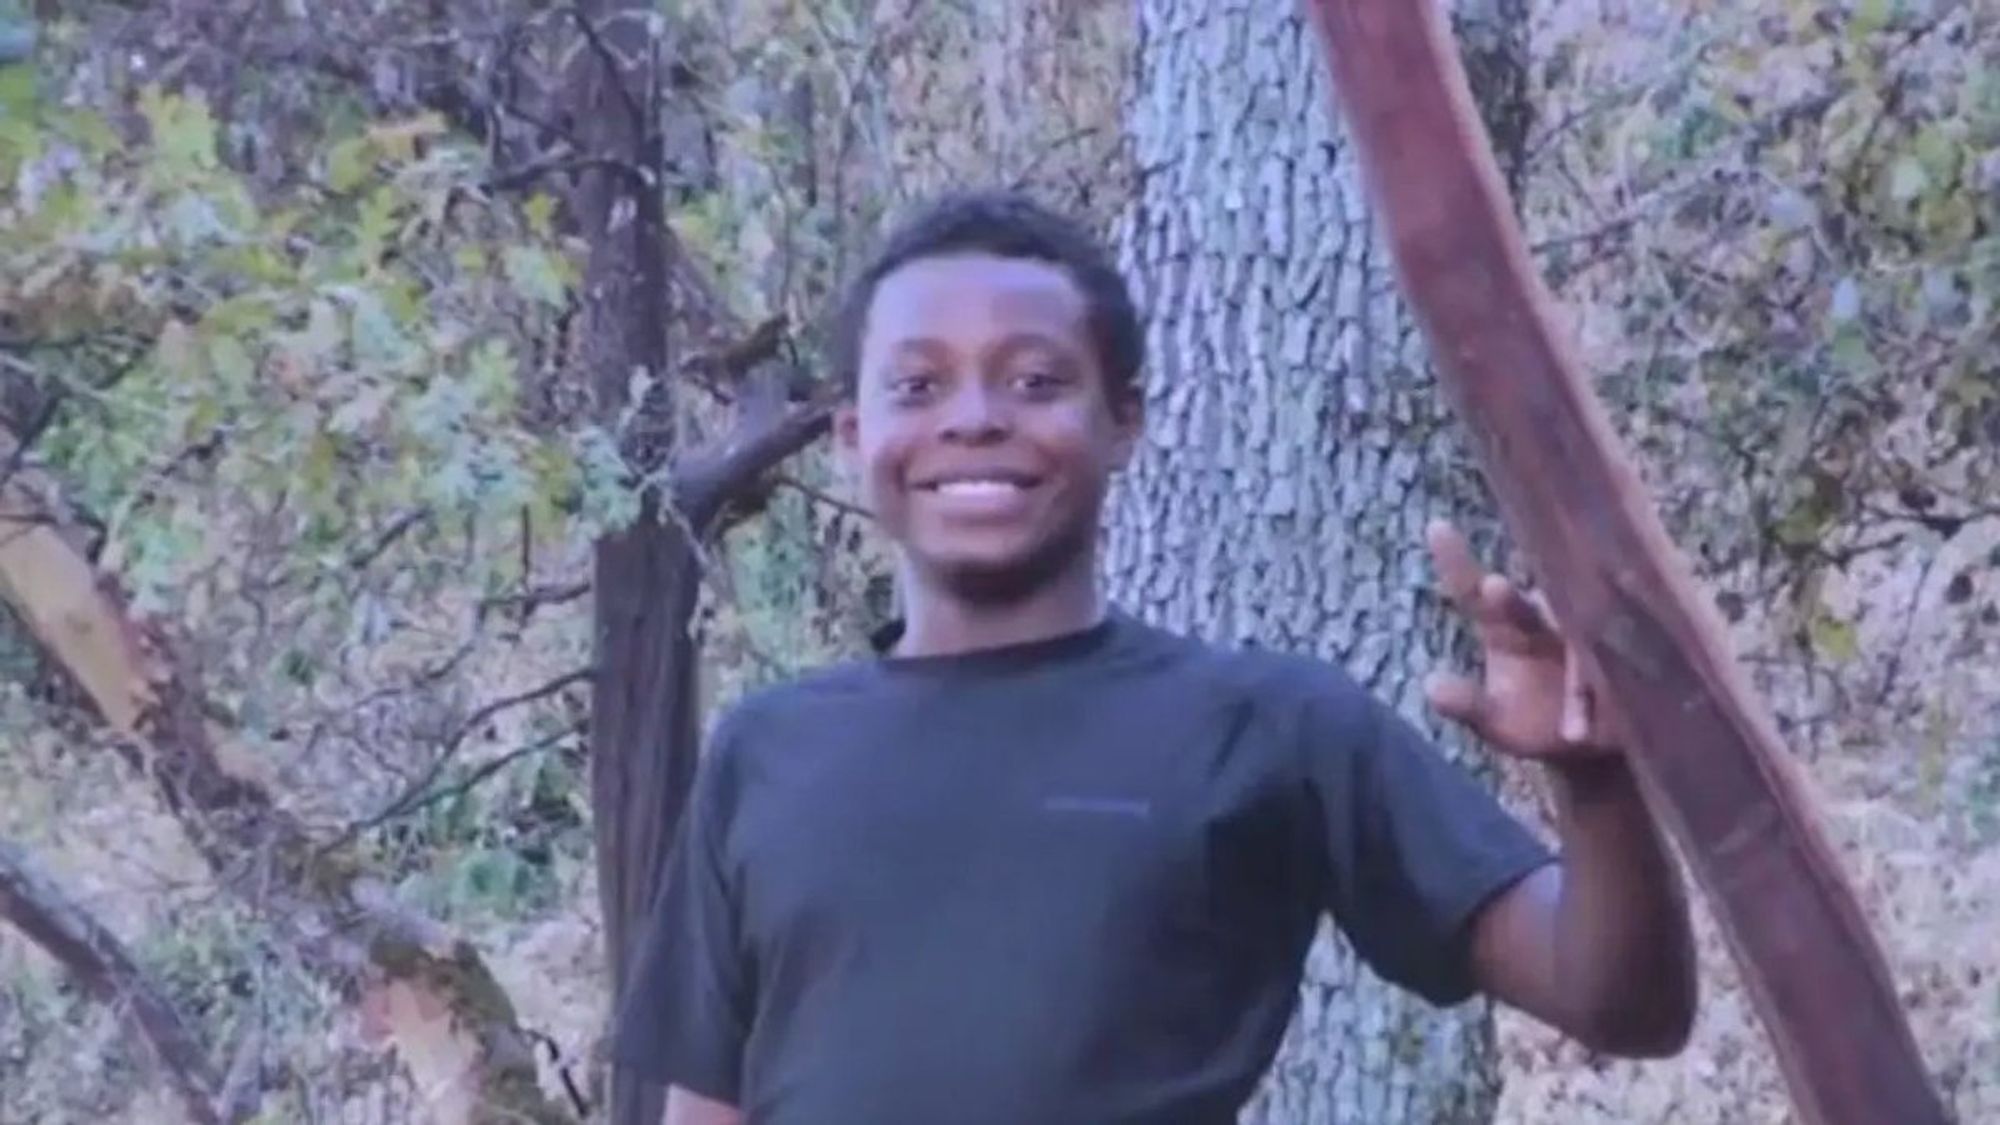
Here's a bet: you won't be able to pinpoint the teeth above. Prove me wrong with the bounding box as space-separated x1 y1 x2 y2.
935 480 1021 496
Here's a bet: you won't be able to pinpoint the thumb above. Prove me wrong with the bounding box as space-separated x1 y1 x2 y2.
1427 672 1490 734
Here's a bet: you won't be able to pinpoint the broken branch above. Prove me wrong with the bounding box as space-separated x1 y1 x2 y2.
0 433 576 1125
0 840 233 1125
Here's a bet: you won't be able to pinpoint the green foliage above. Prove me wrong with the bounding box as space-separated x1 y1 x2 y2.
1534 4 2000 666
2 75 615 635
385 725 590 924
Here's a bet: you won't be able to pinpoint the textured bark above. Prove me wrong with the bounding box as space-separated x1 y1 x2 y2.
558 9 695 1124
1300 3 1948 1123
1107 2 1528 1122
562 11 835 1122
0 840 229 1125
0 444 573 1125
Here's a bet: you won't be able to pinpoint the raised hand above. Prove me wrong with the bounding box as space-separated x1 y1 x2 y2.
1423 519 1616 759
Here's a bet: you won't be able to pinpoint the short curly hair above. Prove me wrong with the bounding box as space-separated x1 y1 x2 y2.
828 190 1144 404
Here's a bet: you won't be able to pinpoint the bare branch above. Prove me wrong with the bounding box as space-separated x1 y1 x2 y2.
681 314 789 386
675 388 837 530
773 473 868 521
327 668 593 849
487 152 651 194
352 720 585 835
0 840 234 1125
345 507 432 572
443 666 594 756
476 580 592 621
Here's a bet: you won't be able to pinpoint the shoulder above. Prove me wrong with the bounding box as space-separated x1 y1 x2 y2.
1133 615 1362 698
1118 614 1380 740
702 659 880 760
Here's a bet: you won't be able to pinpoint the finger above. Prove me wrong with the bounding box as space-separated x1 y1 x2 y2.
1426 671 1491 733
1561 648 1592 743
1426 520 1484 613
1478 573 1563 650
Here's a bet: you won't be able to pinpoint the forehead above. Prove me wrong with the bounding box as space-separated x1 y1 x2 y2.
863 253 1089 352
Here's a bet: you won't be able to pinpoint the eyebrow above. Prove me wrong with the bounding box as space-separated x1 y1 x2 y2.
880 332 1077 361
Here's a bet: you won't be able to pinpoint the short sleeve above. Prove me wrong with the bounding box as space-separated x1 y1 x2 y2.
1309 678 1555 1007
609 718 754 1102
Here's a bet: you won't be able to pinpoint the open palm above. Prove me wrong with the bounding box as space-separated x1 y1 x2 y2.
1424 520 1614 759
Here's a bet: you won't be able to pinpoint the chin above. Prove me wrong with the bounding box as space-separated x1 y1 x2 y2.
909 536 1079 605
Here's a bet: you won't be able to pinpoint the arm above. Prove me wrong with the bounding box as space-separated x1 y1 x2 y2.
1470 757 1696 1056
612 714 758 1115
663 1086 743 1125
1424 520 1696 1057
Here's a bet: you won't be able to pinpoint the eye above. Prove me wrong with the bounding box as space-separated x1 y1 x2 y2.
1012 367 1070 397
888 371 939 401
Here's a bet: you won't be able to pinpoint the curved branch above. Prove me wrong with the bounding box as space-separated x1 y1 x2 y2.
1298 4 1945 1124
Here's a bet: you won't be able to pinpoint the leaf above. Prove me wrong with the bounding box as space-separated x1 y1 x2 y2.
157 319 201 377
352 186 401 269
1849 0 1893 38
327 382 394 436
347 289 412 367
1830 276 1863 322
465 338 517 411
522 193 557 237
207 332 255 391
299 298 345 363
1767 186 1816 231
326 136 372 194
137 86 217 173
502 245 570 306
1807 608 1859 664
365 113 447 163
0 56 36 121
1889 154 1928 202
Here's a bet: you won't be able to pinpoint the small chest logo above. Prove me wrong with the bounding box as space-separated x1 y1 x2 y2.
1041 795 1153 818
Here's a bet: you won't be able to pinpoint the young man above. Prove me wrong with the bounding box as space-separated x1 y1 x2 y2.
613 192 1697 1124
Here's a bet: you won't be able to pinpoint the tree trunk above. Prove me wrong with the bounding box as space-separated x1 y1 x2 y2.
554 8 696 1124
560 11 836 1122
1107 2 1528 1121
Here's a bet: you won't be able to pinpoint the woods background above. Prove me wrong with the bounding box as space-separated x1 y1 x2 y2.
1 0 1995 1122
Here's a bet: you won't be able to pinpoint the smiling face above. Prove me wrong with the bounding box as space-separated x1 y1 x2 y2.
837 252 1141 599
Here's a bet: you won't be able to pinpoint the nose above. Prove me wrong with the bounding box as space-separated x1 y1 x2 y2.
936 379 1009 443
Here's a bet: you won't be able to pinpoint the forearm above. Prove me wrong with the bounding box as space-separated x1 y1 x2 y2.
663 1086 742 1125
1544 754 1696 1054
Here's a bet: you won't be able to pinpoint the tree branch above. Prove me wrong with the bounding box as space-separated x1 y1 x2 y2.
773 473 868 521
476 580 591 622
675 388 837 530
0 840 233 1125
486 153 651 195
357 720 585 835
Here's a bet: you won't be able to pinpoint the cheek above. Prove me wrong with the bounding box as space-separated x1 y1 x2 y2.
856 433 915 506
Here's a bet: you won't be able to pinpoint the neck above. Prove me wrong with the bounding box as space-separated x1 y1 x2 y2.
892 548 1105 659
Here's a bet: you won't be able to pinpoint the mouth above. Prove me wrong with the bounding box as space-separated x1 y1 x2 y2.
912 471 1042 496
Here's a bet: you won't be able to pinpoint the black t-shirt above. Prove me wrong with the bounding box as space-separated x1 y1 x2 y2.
611 610 1553 1124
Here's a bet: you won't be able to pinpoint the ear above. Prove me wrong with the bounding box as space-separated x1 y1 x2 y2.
1107 389 1145 470
833 401 861 472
